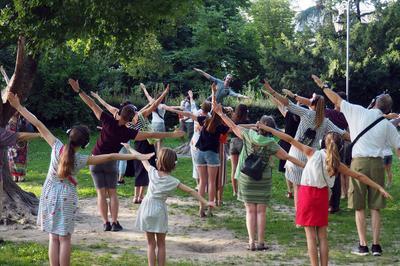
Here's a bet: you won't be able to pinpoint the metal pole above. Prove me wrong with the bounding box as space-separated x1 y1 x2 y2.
346 0 350 101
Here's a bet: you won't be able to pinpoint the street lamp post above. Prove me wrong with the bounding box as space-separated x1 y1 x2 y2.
334 1 350 101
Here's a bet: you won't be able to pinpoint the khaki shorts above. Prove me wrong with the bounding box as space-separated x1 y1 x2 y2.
348 157 385 210
0 179 3 218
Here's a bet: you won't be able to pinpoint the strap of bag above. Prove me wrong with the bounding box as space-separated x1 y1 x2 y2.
350 116 385 147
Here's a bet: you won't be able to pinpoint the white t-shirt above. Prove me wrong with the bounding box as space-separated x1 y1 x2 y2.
180 100 193 123
151 104 166 124
301 150 335 188
340 100 400 158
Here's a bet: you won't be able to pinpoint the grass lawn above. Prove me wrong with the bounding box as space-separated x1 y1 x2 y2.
2 132 400 265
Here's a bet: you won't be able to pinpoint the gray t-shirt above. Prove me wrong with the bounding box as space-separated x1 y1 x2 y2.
208 76 240 103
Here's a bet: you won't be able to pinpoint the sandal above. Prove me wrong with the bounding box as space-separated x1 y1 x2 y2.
247 242 256 251
256 243 269 251
286 191 293 199
133 197 139 204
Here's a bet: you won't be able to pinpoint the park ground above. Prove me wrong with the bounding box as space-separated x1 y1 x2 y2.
0 134 399 266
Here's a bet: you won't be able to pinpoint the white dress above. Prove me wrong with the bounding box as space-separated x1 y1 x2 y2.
135 166 180 233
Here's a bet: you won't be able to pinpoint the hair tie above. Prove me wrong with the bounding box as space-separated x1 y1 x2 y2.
66 129 72 135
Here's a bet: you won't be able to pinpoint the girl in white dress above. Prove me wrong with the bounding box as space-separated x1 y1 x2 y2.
8 93 153 266
123 145 214 266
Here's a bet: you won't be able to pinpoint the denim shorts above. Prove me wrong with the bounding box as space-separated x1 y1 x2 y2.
194 150 220 166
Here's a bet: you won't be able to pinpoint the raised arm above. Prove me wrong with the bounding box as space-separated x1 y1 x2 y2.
141 84 170 118
90 91 119 117
338 164 391 199
135 130 185 141
211 83 217 105
311 75 343 108
269 94 288 117
213 103 244 139
121 142 152 171
0 65 10 85
177 183 214 207
16 132 41 142
164 105 197 121
257 122 315 158
87 151 154 166
261 80 289 106
68 79 103 120
140 83 155 104
7 93 56 146
282 89 312 106
275 148 306 168
193 68 214 81
188 90 198 113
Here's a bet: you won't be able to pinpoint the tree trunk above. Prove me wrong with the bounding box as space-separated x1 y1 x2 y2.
1 38 39 224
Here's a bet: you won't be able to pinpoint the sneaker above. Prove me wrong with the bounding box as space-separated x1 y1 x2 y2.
371 244 382 256
111 221 123 232
103 222 111 231
351 244 369 256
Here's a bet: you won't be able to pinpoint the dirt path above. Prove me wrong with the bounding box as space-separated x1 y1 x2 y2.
0 197 289 264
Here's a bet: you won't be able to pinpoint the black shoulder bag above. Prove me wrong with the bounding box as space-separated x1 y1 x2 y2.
343 116 385 165
240 140 267 181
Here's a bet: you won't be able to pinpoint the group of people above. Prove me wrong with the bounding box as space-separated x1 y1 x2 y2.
0 66 398 266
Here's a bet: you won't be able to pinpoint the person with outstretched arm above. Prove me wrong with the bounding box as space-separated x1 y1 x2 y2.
193 68 249 103
312 74 400 256
68 79 184 232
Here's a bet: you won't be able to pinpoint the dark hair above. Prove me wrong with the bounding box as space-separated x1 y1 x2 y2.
232 104 249 124
57 125 90 179
156 148 177 173
258 115 276 137
119 104 137 122
204 111 223 134
201 101 212 113
310 95 325 128
337 91 347 100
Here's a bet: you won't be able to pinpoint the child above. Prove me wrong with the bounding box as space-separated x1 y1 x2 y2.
257 123 391 266
7 93 153 266
123 144 214 266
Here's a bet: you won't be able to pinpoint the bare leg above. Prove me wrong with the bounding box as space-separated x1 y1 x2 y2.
49 234 60 266
256 204 267 245
355 209 367 246
341 173 348 199
59 234 72 266
293 183 298 212
139 186 146 200
207 166 219 214
230 154 239 195
108 188 119 223
96 188 109 223
197 165 208 215
304 227 318 266
134 186 140 202
156 233 166 266
146 232 156 266
286 178 293 196
317 226 329 266
384 164 393 187
371 209 381 245
245 203 257 245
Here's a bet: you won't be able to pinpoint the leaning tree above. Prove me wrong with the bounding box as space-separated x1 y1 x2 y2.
0 0 198 223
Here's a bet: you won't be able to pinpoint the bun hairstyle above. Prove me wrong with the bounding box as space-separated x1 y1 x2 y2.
118 101 137 122
156 148 177 173
258 115 276 137
322 132 343 177
311 94 325 129
57 125 90 179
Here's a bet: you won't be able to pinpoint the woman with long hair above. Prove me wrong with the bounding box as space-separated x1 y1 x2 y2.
262 80 348 213
7 92 153 266
213 103 305 251
257 124 391 266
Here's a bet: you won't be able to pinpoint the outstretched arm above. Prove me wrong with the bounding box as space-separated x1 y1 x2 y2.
213 103 244 139
275 148 306 168
312 75 343 108
135 130 185 141
140 83 155 104
0 65 10 85
261 80 289 106
68 79 103 120
87 151 154 166
178 183 214 207
338 164 392 199
282 89 312 106
121 142 152 172
16 132 41 142
90 91 119 117
8 93 56 146
257 122 314 158
193 68 214 81
164 105 197 121
141 84 170 118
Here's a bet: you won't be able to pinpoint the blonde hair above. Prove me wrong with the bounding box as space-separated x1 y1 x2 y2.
324 132 341 176
156 148 177 173
311 95 325 129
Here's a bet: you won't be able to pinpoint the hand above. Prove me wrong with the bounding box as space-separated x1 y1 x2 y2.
173 130 185 138
379 187 392 200
136 152 155 161
140 83 146 90
311 75 325 88
384 112 399 120
68 79 80 93
207 201 216 208
188 90 193 99
121 142 131 150
211 82 217 93
243 95 250 99
165 84 170 91
224 106 234 113
282 89 295 98
7 92 21 108
193 67 200 72
90 91 100 99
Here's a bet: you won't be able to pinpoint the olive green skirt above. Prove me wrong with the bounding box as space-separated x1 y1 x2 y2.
237 167 272 204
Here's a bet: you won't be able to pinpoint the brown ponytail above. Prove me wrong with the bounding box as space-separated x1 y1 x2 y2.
324 133 341 176
312 95 325 129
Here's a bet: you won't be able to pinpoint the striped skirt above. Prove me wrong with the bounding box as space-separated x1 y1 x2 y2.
237 167 273 204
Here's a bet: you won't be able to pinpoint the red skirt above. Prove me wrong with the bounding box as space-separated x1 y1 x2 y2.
296 185 329 227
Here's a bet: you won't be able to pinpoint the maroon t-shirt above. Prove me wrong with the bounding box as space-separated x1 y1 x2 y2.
92 112 138 155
